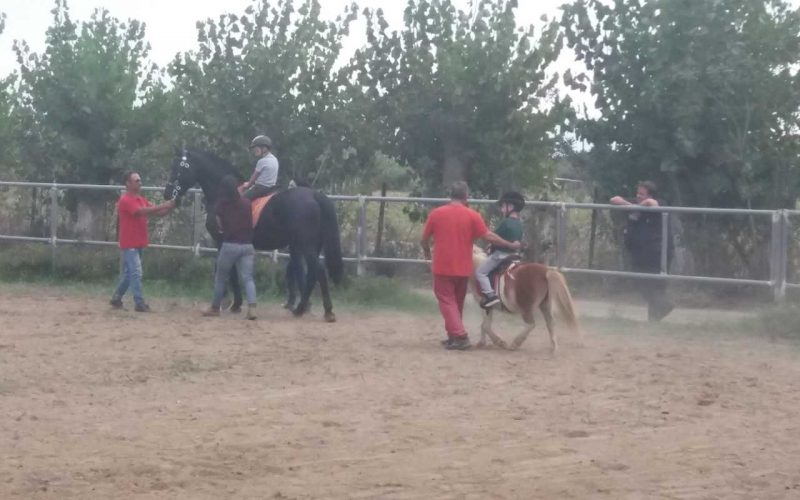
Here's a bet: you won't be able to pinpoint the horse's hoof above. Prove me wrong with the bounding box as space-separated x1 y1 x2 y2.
282 302 294 310
324 312 336 323
475 340 487 348
292 306 307 317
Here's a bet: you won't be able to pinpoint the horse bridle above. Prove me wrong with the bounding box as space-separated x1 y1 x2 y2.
168 150 191 201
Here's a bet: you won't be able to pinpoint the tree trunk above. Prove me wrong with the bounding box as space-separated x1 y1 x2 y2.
442 140 465 187
74 197 112 241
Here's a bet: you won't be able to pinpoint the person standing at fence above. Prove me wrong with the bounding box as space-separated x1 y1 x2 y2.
421 181 521 350
610 180 674 321
240 135 279 200
110 171 175 312
204 175 258 320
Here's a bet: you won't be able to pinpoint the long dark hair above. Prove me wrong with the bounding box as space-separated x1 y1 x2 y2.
220 175 241 201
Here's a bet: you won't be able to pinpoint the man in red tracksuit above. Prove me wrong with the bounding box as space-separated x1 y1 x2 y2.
421 181 521 350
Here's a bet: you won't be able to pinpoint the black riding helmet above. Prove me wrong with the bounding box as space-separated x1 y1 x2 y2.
498 191 525 213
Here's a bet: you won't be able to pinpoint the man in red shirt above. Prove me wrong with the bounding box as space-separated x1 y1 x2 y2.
110 171 175 312
421 181 521 350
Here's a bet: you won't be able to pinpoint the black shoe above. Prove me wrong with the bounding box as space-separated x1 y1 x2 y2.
134 303 152 313
444 336 471 350
109 298 123 309
480 293 500 309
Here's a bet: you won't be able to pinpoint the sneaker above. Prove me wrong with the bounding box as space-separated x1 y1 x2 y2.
202 306 221 317
246 305 257 321
109 298 123 309
134 303 152 313
444 336 471 350
480 293 501 309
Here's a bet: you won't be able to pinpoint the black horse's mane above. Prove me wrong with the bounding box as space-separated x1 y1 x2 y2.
188 148 244 181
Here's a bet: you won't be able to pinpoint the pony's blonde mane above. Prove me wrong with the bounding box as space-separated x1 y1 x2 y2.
472 245 488 269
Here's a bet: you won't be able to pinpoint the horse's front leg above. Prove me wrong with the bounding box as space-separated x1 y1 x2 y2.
483 311 509 350
478 309 492 348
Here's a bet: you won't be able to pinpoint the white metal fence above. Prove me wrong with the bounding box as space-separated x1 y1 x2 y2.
0 180 796 301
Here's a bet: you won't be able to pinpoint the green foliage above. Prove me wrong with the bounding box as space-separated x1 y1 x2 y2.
562 0 800 209
0 11 19 178
169 0 370 190
0 243 434 311
352 0 570 197
12 0 171 186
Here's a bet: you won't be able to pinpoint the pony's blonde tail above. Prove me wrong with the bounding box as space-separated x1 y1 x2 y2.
545 269 582 335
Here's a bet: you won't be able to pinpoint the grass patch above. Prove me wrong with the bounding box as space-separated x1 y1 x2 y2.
0 242 436 312
168 356 225 379
742 305 800 340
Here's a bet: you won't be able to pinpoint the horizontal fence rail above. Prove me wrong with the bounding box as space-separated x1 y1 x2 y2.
0 180 794 301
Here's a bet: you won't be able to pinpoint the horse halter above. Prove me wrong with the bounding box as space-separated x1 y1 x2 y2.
169 151 190 200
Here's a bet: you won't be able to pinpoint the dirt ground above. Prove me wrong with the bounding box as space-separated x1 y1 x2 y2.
2 289 800 499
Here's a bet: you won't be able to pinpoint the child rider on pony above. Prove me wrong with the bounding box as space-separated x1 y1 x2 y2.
475 191 525 308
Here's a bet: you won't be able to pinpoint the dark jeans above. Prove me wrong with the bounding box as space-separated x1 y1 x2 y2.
631 251 672 321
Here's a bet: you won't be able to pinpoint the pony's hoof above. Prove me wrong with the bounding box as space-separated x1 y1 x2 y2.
324 312 336 323
475 339 487 348
492 339 509 350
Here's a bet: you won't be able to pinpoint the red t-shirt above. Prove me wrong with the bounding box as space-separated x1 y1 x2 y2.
422 202 489 276
117 193 151 249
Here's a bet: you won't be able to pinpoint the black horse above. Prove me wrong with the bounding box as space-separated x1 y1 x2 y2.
164 148 343 322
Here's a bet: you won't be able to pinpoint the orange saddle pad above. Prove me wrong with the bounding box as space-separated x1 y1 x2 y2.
251 193 275 228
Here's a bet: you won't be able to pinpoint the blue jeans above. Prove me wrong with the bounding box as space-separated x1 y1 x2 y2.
112 248 145 307
475 250 511 295
213 243 256 307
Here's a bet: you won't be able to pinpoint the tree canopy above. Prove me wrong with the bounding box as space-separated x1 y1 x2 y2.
12 0 170 185
562 0 800 209
352 0 569 196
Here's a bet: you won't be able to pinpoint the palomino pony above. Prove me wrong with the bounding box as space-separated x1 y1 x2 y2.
471 247 582 352
164 148 344 322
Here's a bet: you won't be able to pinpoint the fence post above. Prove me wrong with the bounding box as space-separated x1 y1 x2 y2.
770 210 787 303
555 203 567 269
49 184 59 273
191 190 202 257
356 195 367 277
660 211 669 274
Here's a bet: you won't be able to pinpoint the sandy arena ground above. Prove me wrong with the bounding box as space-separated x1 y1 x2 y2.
2 289 800 499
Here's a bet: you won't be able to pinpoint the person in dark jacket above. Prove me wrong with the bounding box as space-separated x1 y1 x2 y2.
610 180 674 321
204 175 257 320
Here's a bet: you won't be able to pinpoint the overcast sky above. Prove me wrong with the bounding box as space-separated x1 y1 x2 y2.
0 0 569 78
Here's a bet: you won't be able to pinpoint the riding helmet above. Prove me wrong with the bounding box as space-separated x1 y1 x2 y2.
498 191 526 212
249 135 272 149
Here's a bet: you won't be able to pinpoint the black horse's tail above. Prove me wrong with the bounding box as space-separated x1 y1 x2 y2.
314 190 344 284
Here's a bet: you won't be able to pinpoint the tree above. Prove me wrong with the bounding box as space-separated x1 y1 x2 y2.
561 0 800 278
0 12 18 176
562 0 800 210
351 0 570 196
12 0 172 236
169 0 371 191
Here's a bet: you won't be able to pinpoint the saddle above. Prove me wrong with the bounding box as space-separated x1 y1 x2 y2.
250 192 277 228
488 254 522 297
